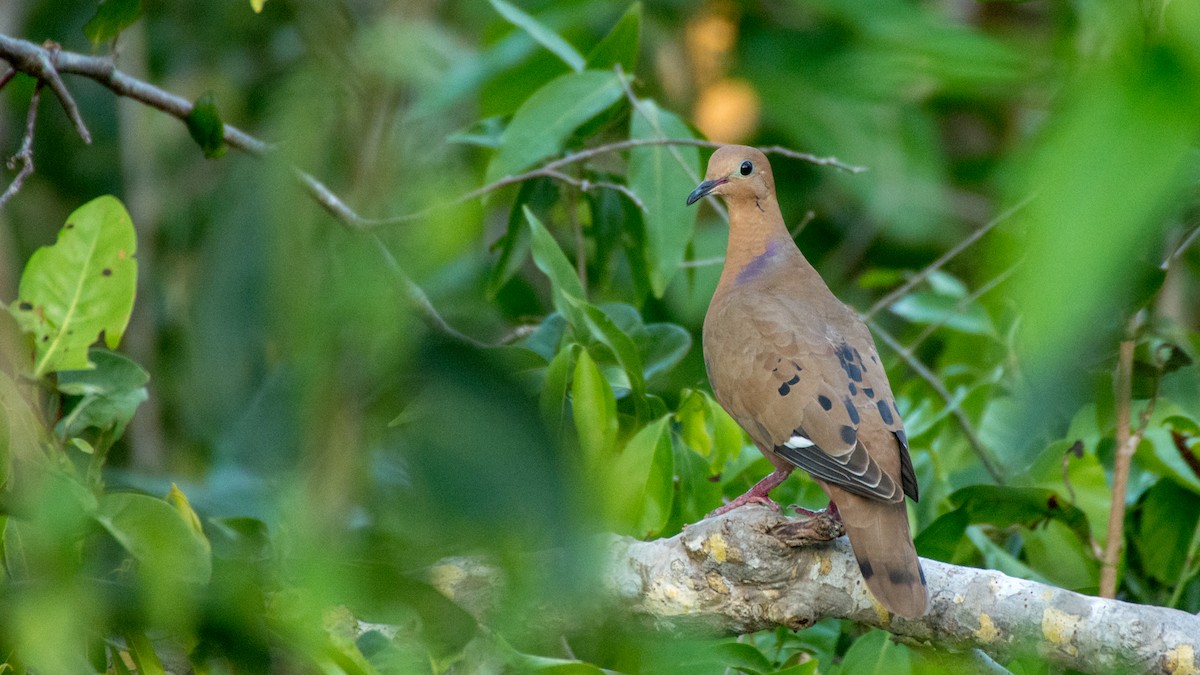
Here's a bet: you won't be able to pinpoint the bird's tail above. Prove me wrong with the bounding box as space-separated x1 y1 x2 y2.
837 494 929 617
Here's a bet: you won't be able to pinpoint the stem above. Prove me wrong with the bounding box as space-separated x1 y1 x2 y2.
1100 317 1138 598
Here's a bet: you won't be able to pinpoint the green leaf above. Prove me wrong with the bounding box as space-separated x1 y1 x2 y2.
1136 479 1200 584
586 3 642 71
486 71 623 183
83 0 142 45
488 0 584 72
627 99 701 296
540 344 580 438
124 631 166 675
487 184 537 298
838 631 912 675
572 348 618 470
950 484 1092 544
526 206 586 309
185 92 228 159
606 415 673 536
636 322 691 381
10 196 138 379
710 641 773 674
55 349 148 439
95 492 212 585
571 298 647 409
888 291 994 335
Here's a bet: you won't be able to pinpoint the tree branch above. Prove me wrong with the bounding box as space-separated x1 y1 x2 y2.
428 508 1200 674
0 81 40 208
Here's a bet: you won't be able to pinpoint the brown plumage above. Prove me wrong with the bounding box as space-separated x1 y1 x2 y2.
686 145 928 618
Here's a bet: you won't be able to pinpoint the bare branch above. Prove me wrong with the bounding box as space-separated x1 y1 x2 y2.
869 319 1006 483
1163 221 1200 269
428 508 1200 674
0 66 15 91
864 194 1035 321
0 82 41 208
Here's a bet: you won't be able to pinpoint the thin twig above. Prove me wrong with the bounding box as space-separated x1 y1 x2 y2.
901 260 1021 354
1163 221 1200 269
1100 315 1155 598
864 195 1035 320
789 210 816 239
0 82 41 208
369 234 488 349
870 319 1006 484
679 257 724 269
0 66 15 91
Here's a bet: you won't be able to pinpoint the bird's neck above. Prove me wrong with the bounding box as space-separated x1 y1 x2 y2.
719 195 805 288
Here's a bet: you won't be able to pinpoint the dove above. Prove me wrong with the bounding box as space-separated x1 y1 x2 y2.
687 145 928 617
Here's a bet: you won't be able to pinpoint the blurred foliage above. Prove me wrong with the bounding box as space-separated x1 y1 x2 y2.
2 0 1200 673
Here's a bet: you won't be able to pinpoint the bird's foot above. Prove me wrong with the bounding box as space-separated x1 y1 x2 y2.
707 493 781 518
771 504 846 546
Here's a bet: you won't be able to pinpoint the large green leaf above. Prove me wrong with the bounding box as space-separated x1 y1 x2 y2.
586 3 641 71
10 196 138 378
485 71 623 183
627 99 700 296
572 348 618 469
489 0 584 72
607 416 673 536
94 492 212 585
837 630 912 675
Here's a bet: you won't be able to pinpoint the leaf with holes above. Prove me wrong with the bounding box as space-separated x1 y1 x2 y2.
10 196 138 379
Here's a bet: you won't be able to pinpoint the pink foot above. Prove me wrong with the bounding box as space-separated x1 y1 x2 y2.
706 467 793 519
708 493 781 518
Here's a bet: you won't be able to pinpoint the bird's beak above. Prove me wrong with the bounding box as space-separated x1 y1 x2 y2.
686 178 726 206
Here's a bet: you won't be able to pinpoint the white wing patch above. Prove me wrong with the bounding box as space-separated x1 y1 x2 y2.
783 434 815 450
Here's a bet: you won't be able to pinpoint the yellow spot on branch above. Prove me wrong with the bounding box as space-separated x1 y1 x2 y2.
1164 644 1197 675
974 613 999 643
703 533 728 563
1041 607 1081 656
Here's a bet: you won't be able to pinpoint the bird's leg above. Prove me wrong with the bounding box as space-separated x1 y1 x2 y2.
707 467 793 518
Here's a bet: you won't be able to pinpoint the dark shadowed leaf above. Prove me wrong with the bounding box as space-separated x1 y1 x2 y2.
1135 479 1200 584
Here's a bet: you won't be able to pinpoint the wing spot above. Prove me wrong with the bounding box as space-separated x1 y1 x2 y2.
863 387 874 399
860 560 875 580
877 400 895 425
817 395 832 411
888 569 914 585
849 382 857 396
843 397 860 425
778 382 791 396
840 425 856 445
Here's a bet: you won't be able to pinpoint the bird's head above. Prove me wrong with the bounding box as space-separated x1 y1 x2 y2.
686 145 775 207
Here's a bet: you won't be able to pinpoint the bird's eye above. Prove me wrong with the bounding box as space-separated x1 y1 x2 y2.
740 161 753 176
